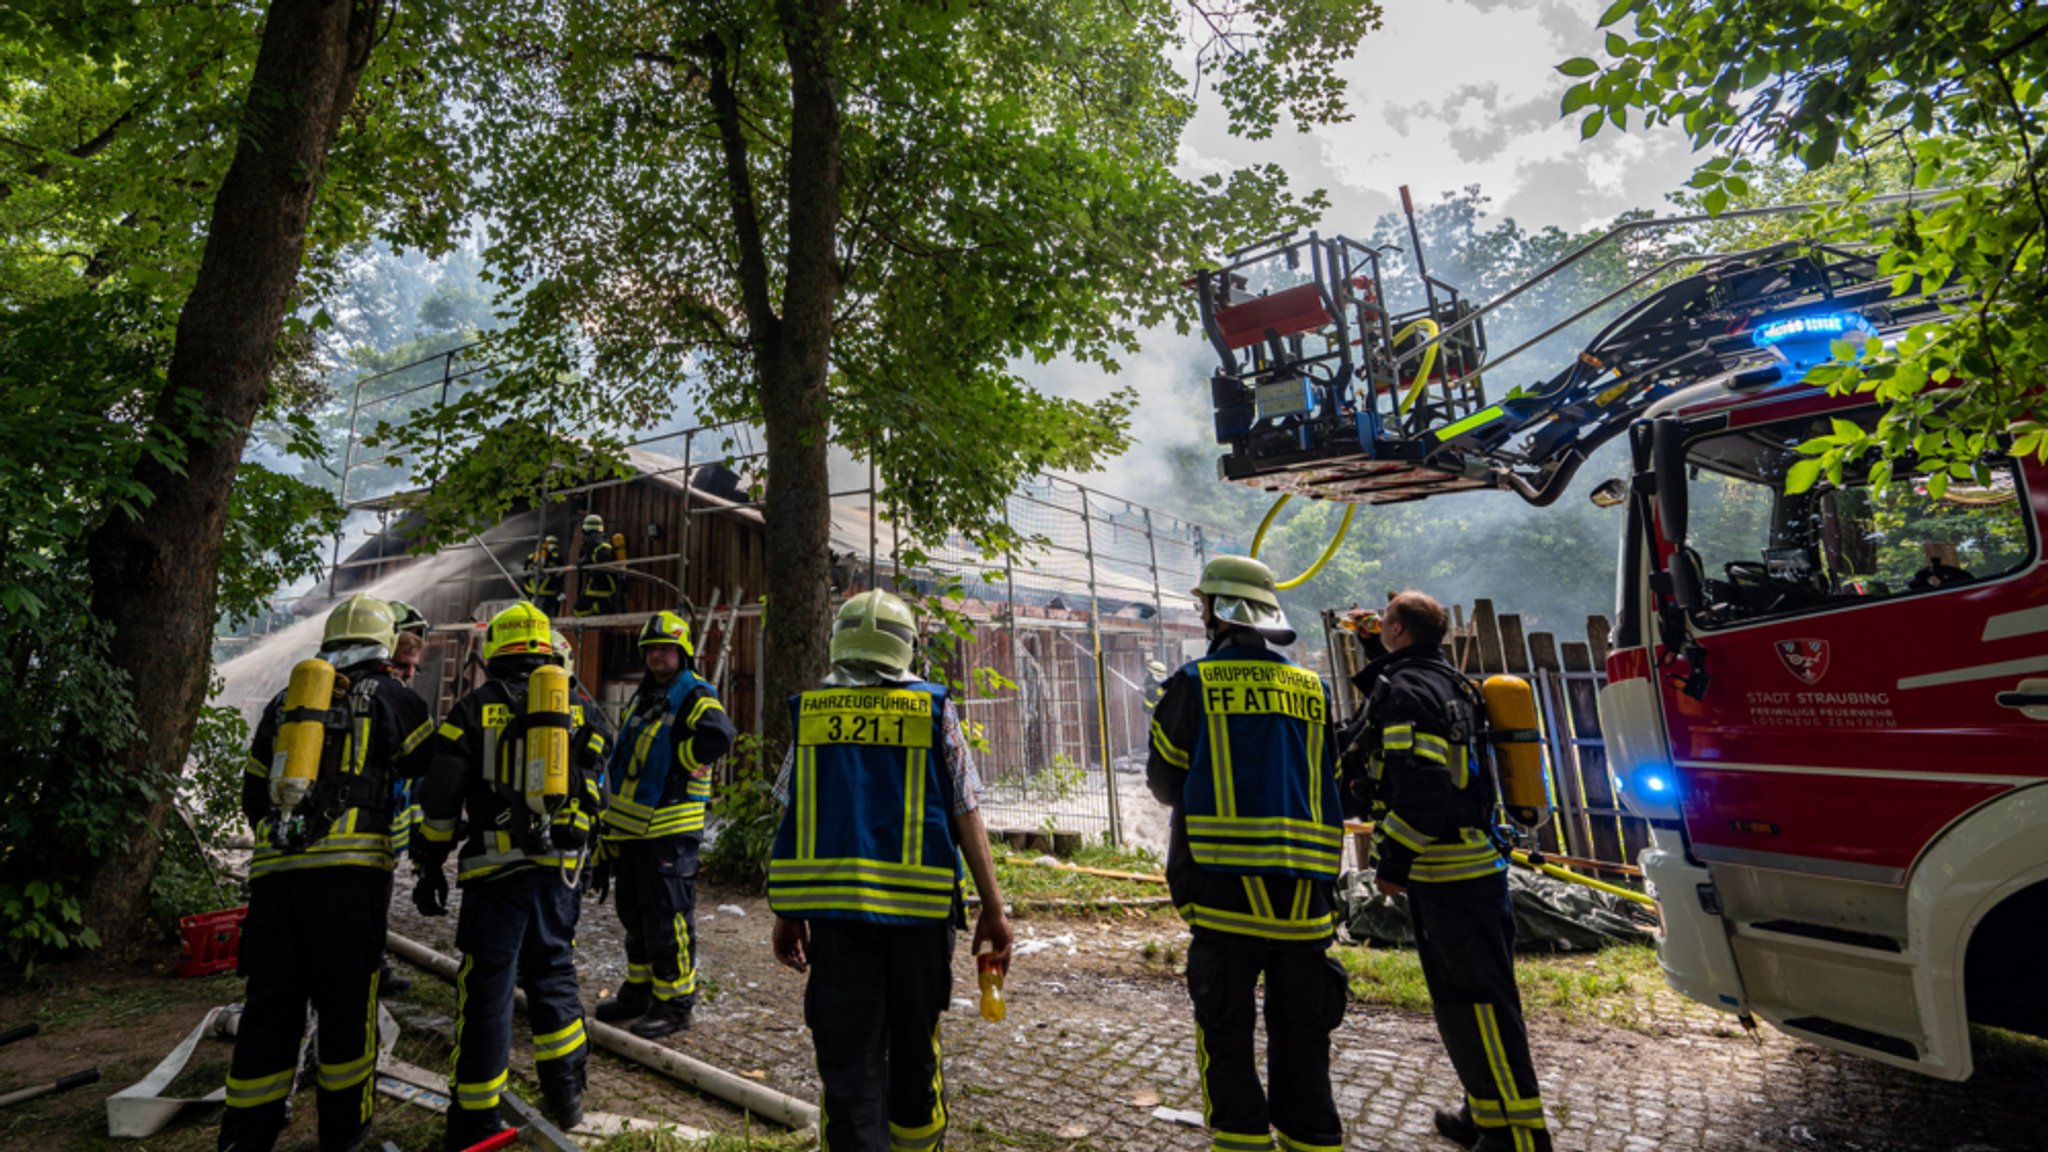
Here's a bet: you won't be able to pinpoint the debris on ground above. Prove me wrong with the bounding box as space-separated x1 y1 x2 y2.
1336 865 1654 951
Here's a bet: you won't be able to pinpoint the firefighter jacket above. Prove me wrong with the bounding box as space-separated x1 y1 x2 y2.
602 670 734 841
522 541 563 599
1147 632 1343 948
244 662 435 881
575 533 620 613
767 681 963 925
1343 643 1506 887
415 659 609 885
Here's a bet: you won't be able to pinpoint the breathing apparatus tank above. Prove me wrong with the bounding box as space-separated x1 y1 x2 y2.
271 659 338 847
1481 674 1551 829
523 663 573 819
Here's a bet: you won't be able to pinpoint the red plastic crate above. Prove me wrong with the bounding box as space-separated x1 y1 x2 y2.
176 906 248 979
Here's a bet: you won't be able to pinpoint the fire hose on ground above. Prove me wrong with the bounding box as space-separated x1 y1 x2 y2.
384 932 818 1131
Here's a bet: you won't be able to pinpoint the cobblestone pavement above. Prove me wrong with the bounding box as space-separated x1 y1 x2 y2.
390 878 2045 1151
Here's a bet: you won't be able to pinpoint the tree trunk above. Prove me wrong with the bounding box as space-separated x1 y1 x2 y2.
755 0 845 754
78 0 377 948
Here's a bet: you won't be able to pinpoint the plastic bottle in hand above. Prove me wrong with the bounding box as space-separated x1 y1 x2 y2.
976 944 1006 1023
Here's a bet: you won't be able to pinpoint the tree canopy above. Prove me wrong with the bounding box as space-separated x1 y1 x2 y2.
1562 0 2048 489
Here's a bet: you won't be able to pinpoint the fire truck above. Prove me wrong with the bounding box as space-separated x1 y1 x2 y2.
1187 195 2048 1080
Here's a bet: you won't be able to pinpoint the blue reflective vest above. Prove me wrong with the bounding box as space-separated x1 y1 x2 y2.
604 671 722 839
767 683 961 925
1180 650 1342 880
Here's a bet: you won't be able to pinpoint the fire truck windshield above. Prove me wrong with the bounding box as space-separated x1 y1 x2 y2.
1677 407 2033 626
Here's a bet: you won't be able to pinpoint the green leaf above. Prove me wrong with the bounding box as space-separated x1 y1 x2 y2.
1702 186 1728 215
1581 110 1606 139
1784 457 1825 494
1597 0 1636 27
1605 32 1629 57
1926 471 1949 501
1558 57 1600 78
1561 83 1595 116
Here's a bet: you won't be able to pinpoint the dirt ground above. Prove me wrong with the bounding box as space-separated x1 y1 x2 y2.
6 877 2046 1151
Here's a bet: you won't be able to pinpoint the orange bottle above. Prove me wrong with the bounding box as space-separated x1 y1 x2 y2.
976 946 1006 1023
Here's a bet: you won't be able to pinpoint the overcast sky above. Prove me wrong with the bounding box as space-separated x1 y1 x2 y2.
1035 0 1713 507
1183 0 1705 233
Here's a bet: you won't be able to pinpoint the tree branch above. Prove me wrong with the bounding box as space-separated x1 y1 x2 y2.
699 32 779 341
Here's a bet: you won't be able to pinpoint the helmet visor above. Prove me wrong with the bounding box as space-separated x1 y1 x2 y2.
1209 595 1295 641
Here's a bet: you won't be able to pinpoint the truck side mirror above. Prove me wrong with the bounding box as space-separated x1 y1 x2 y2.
1589 478 1628 508
1652 417 1702 611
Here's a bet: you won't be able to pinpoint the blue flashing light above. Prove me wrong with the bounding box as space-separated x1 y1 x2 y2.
1641 772 1670 795
1751 311 1876 350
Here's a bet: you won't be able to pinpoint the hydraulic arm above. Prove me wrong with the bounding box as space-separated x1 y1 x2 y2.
1189 192 1964 511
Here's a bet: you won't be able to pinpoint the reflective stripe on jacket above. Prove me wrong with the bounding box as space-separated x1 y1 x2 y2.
1180 652 1343 880
603 672 725 839
767 683 961 925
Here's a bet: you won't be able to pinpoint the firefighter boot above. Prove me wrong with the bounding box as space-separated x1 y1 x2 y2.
379 962 414 997
628 997 691 1039
541 1075 585 1131
1434 1104 1479 1148
442 1107 508 1152
1473 1129 1552 1152
593 982 651 1024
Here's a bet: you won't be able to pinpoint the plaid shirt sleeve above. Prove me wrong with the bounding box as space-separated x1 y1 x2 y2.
772 744 796 807
940 700 982 816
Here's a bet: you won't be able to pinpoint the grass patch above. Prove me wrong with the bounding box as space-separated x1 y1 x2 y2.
1336 942 1665 1030
985 841 1167 907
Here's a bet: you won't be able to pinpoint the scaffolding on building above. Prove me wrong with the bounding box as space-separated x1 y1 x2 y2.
224 340 1248 847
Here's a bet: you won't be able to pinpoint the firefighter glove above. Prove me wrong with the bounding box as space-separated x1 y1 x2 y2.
413 864 450 917
589 859 612 905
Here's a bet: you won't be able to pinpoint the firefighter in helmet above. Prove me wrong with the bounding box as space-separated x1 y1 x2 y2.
590 610 736 1037
1146 556 1348 1152
523 535 565 617
572 514 620 617
221 595 435 1152
411 602 608 1148
767 591 1012 1152
1344 590 1550 1152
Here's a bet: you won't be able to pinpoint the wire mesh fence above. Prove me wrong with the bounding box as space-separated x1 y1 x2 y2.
226 344 1247 848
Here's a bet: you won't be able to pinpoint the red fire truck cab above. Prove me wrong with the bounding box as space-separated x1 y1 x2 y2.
1600 371 2048 1080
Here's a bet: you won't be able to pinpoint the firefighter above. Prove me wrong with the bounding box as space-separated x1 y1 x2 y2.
523 534 565 617
1344 591 1550 1152
411 603 608 1149
573 514 620 618
767 590 1013 1152
221 595 435 1152
1146 556 1348 1152
590 611 735 1037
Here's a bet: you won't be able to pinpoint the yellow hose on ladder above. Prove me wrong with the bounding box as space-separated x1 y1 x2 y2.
1510 849 1655 907
1395 319 1442 416
1249 495 1356 591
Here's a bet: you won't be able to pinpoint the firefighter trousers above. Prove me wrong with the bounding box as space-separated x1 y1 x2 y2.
804 920 954 1152
1409 874 1551 1152
612 836 699 1004
219 868 390 1152
1185 934 1348 1152
449 868 589 1125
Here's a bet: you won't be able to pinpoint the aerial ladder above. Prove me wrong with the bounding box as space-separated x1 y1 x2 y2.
1187 188 1966 572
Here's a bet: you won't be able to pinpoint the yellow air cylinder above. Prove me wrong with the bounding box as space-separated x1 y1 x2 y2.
1482 674 1552 829
271 658 336 815
524 663 572 817
611 532 628 562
